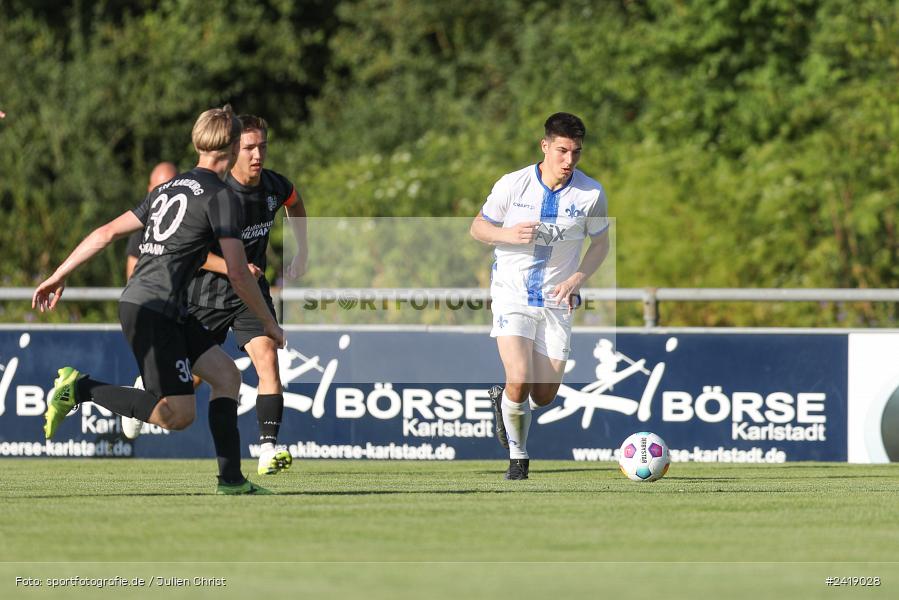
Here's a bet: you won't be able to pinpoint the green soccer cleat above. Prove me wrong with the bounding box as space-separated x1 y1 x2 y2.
257 448 293 475
215 479 274 495
44 367 82 439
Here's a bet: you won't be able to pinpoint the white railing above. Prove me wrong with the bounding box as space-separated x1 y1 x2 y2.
4 287 898 327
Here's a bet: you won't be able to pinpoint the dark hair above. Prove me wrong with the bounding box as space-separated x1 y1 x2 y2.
544 112 586 140
238 114 268 137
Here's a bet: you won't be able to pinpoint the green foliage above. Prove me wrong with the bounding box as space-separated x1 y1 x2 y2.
2 0 897 326
0 0 335 321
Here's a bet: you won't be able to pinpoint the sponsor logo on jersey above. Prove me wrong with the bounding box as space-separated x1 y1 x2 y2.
536 222 567 244
242 220 274 240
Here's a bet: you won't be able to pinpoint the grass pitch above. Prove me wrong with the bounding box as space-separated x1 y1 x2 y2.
1 459 897 599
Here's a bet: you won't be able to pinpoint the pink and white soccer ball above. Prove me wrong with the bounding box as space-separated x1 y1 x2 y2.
618 432 670 482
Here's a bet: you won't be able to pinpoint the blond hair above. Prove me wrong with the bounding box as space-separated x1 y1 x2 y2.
191 104 241 153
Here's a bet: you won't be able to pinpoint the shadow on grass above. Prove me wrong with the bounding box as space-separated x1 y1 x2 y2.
293 467 618 477
672 474 894 482
7 489 575 499
537 467 618 474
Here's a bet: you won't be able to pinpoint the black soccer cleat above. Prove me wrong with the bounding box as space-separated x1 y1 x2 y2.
504 458 529 480
488 385 509 449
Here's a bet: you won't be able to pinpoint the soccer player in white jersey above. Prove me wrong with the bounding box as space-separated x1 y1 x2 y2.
470 112 610 480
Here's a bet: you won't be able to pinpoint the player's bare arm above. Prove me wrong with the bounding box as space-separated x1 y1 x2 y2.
285 197 308 279
33 211 143 312
470 215 540 245
219 237 285 348
549 230 610 311
200 251 263 279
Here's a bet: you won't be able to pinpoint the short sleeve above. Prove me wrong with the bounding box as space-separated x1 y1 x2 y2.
481 176 511 225
125 230 142 258
130 192 153 224
207 188 244 239
278 174 299 208
283 186 299 208
264 170 298 209
586 186 609 237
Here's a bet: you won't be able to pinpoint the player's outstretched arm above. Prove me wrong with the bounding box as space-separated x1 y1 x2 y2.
220 237 285 348
285 199 308 279
33 211 143 312
549 231 610 311
470 214 539 245
199 252 262 279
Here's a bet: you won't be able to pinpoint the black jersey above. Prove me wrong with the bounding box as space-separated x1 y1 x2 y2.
187 169 297 309
120 167 244 320
125 230 142 258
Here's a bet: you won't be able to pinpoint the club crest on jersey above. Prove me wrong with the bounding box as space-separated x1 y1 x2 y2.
266 195 278 212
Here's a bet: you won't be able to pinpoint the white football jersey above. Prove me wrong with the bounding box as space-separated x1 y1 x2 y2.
481 164 609 308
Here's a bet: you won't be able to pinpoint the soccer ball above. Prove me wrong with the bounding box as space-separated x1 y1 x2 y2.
618 432 670 482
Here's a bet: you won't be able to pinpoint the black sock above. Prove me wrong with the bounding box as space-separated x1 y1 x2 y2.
76 377 160 421
256 393 284 446
208 397 243 485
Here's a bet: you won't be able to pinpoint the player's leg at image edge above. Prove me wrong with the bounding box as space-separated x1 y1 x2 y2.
254 393 292 476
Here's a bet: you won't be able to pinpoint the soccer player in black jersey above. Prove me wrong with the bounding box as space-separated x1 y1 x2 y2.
121 115 308 476
32 105 285 495
189 114 306 476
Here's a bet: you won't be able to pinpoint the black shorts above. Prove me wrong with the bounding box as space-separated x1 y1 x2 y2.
118 302 217 398
187 297 277 352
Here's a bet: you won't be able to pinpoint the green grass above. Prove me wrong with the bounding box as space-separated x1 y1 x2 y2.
1 459 897 599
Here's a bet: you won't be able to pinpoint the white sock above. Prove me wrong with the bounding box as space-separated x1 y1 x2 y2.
502 392 531 459
529 396 540 411
260 442 275 454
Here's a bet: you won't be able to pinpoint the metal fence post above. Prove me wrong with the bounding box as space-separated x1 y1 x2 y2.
643 287 658 328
